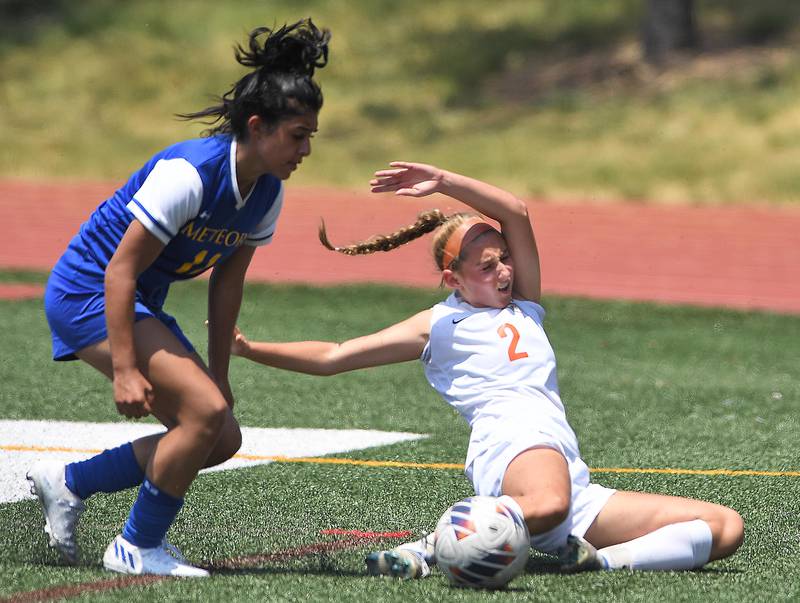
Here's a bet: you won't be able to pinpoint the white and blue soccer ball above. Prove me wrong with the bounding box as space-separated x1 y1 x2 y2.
434 495 530 589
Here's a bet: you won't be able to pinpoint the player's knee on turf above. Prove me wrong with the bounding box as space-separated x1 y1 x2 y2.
712 507 744 560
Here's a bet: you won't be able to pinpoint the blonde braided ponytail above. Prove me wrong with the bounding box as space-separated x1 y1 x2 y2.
318 209 449 256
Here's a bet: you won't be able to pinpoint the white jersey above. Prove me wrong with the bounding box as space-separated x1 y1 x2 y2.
421 292 579 470
421 293 615 554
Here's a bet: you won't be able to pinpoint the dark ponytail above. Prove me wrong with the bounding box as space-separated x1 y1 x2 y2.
178 19 330 138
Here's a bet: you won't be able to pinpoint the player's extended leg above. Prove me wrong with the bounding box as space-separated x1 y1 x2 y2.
94 317 235 576
563 490 744 571
28 318 234 575
75 325 242 478
27 407 240 567
28 322 242 563
39 402 240 502
52 327 241 497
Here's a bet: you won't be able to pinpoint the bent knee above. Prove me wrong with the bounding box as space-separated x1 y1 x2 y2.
217 418 243 460
718 509 745 556
540 494 571 528
204 416 242 467
709 507 745 560
520 493 570 534
228 420 243 455
185 396 230 440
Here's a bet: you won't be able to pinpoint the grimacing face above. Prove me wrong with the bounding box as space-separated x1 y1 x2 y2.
448 230 514 309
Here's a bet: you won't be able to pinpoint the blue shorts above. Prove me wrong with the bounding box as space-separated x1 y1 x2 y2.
44 270 194 362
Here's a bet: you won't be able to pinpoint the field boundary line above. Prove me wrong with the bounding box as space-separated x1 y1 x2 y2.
4 444 799 478
272 455 800 478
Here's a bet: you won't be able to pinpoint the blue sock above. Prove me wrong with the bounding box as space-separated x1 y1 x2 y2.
64 442 145 500
122 478 184 548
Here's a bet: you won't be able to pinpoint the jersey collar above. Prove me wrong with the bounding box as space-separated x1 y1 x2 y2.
230 138 254 210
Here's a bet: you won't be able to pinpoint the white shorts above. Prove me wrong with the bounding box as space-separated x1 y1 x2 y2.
466 426 616 556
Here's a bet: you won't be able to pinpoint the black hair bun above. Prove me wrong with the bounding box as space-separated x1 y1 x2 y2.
237 19 330 77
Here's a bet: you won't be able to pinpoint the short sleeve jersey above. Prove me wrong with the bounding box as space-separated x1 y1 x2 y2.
421 293 565 429
53 135 283 309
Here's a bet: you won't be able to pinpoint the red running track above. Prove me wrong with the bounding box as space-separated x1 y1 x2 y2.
1 180 798 314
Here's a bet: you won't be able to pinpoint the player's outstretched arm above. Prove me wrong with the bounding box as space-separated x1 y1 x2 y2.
371 161 541 302
232 309 431 376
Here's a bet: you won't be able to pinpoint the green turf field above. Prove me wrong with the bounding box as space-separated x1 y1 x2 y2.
1 274 798 601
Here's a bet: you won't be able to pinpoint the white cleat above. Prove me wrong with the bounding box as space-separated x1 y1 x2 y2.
365 532 435 579
559 535 607 573
162 539 190 564
26 460 85 564
103 535 209 578
365 549 430 579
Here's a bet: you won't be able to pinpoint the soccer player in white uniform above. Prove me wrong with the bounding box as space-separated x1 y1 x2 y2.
27 20 330 578
228 161 744 579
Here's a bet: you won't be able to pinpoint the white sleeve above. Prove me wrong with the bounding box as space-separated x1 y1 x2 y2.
517 299 546 321
127 159 204 244
245 183 284 247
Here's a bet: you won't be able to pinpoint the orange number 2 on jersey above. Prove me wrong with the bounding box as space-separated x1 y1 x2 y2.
497 323 529 361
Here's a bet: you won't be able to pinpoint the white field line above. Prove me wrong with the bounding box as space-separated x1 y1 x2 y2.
0 419 426 504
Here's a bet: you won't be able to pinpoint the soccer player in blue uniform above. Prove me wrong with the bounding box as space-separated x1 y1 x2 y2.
26 19 330 577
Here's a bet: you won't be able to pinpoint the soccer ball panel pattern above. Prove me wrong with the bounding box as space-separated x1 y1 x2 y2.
434 495 530 589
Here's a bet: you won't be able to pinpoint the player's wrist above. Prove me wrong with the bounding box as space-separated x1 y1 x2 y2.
111 359 139 377
435 169 460 196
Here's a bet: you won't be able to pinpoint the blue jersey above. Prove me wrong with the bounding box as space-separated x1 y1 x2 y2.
53 135 283 309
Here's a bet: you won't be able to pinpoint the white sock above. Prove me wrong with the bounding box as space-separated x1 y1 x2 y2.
398 532 436 565
598 519 713 571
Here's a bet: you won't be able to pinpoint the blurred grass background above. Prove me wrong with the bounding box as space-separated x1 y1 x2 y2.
2 0 800 205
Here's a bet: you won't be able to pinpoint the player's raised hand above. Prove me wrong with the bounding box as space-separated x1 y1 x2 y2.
370 161 444 197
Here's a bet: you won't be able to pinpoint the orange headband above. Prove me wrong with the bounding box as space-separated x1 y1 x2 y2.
440 217 497 270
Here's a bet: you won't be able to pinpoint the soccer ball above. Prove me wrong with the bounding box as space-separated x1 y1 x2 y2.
434 495 530 589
